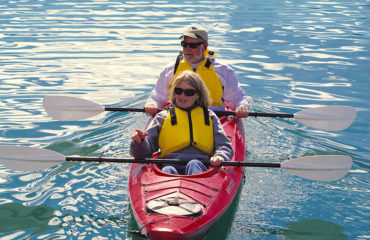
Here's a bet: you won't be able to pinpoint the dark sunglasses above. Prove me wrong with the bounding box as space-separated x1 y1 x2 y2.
181 41 204 49
174 87 198 96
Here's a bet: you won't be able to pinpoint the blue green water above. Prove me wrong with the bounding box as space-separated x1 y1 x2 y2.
0 0 369 239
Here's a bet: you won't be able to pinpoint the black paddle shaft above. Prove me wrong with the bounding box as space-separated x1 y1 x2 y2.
65 156 281 168
104 107 294 118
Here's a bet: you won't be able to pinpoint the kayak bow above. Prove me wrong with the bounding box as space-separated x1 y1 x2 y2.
128 116 246 239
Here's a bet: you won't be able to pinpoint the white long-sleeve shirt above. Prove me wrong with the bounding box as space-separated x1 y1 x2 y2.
146 58 249 112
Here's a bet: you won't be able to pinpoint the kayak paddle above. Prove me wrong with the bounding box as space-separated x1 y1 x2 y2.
43 95 356 131
0 145 352 181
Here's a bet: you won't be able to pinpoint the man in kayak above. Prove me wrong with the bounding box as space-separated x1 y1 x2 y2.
145 25 250 118
130 70 233 175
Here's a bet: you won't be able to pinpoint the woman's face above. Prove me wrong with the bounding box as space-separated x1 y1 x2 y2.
174 81 199 109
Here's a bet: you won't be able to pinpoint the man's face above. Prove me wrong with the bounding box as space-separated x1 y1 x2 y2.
182 36 208 64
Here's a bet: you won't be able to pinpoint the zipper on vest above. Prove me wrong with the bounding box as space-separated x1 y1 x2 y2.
187 109 195 146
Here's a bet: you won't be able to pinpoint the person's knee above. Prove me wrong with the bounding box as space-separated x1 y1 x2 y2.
162 166 178 175
188 159 202 165
186 159 207 175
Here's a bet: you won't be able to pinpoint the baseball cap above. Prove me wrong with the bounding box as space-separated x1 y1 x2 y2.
179 26 208 42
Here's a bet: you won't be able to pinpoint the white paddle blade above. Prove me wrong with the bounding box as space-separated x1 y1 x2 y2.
0 145 65 172
281 155 352 181
43 95 105 121
294 106 356 131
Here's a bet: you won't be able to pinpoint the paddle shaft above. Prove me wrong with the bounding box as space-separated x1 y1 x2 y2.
65 156 281 168
104 107 294 118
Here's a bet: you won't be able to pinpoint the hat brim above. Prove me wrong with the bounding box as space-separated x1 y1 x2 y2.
179 33 203 40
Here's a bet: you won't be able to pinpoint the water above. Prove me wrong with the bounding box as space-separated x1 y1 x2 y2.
0 0 369 239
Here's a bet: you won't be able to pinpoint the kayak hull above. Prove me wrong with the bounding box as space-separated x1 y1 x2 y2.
128 116 245 240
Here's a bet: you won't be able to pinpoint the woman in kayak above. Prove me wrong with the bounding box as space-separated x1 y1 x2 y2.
130 70 234 175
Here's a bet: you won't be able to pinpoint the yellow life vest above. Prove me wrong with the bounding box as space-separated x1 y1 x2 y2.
158 106 214 157
172 50 224 107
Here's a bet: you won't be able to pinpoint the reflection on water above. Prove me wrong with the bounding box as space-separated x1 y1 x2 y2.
0 202 58 237
278 219 347 240
0 0 369 239
224 219 347 240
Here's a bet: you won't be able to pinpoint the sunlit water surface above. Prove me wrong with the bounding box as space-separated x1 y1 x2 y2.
0 0 369 239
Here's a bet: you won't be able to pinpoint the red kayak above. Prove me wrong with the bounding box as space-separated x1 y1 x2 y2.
128 115 245 240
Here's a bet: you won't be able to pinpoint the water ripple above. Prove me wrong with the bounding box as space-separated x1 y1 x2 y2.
0 0 369 239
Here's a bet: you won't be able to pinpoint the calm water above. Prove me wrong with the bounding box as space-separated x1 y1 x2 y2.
0 0 369 239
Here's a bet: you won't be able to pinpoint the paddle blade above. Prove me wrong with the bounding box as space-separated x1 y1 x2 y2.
294 106 356 131
281 155 352 181
43 95 105 121
0 145 65 171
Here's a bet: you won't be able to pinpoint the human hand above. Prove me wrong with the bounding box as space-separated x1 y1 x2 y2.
210 156 223 167
235 106 249 118
131 129 148 144
145 103 158 115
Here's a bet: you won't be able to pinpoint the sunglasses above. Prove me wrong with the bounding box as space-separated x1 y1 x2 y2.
174 87 198 96
181 41 204 49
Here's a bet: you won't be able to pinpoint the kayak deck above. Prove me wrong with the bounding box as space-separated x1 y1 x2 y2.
128 116 245 240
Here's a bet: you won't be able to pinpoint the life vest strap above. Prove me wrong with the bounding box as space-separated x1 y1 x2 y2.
169 107 177 125
204 51 214 68
174 51 183 75
174 50 215 73
205 58 212 68
170 105 210 126
203 107 210 126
